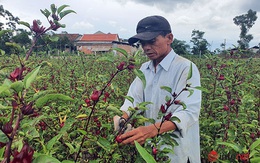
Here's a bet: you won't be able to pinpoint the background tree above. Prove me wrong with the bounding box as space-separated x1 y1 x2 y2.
0 5 20 54
171 38 190 55
190 29 209 56
233 9 257 49
12 29 31 47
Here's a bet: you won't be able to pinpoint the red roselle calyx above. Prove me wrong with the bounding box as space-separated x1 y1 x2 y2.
12 100 18 109
164 112 172 121
21 102 34 115
218 74 225 80
208 150 218 162
160 105 166 113
90 90 101 101
117 62 125 71
2 122 13 134
9 67 25 81
85 98 91 106
11 143 34 163
174 100 181 104
152 147 157 155
115 135 123 143
31 20 45 34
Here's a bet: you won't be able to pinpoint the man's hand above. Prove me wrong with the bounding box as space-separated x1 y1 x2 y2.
119 125 158 145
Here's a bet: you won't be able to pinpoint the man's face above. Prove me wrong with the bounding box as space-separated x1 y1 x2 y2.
139 33 173 66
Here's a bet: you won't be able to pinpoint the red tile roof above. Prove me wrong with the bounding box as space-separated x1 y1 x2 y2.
80 33 119 42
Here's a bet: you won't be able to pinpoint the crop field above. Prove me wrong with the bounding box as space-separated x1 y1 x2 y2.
0 51 259 163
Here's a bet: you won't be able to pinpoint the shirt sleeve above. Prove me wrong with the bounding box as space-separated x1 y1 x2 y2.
169 62 201 137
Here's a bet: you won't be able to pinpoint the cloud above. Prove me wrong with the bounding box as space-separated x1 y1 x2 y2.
72 21 94 30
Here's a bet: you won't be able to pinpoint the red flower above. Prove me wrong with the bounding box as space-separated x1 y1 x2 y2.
208 150 218 162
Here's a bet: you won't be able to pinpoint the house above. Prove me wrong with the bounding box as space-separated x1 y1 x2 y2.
75 31 137 55
249 45 259 53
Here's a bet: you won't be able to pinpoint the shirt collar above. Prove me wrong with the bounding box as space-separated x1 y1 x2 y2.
147 49 176 71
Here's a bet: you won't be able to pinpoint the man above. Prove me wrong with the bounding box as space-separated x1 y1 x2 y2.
114 15 201 163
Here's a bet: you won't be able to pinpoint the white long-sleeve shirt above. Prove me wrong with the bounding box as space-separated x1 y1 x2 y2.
120 49 202 163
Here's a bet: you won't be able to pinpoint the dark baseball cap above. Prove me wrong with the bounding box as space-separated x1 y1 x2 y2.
128 15 171 45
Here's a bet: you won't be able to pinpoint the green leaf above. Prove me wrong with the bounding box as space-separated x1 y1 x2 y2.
96 56 114 63
33 90 55 101
65 143 75 154
61 161 74 163
113 47 128 58
187 62 192 80
40 9 51 18
134 141 156 163
50 4 57 14
76 114 88 119
46 134 62 151
49 36 59 42
33 154 61 163
250 157 260 163
194 86 209 93
134 69 146 88
179 102 187 109
77 129 87 135
217 141 242 153
160 86 172 94
123 95 134 104
250 138 260 150
24 66 41 89
97 137 111 152
59 118 75 134
187 88 194 97
59 10 76 20
35 94 74 108
170 116 181 123
57 5 69 14
10 81 24 93
0 85 9 95
18 21 30 29
0 29 11 37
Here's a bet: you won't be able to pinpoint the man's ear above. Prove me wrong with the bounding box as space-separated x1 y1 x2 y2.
166 33 174 44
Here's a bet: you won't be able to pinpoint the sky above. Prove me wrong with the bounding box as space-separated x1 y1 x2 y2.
1 0 260 51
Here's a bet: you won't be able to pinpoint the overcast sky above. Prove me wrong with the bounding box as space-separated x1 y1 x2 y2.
1 0 260 50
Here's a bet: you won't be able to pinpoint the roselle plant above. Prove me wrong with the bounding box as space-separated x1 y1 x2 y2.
199 53 260 162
